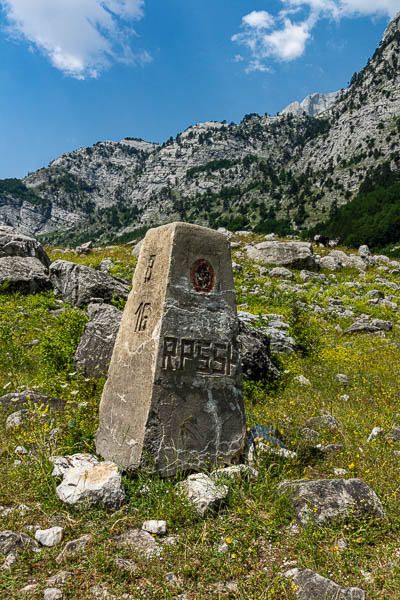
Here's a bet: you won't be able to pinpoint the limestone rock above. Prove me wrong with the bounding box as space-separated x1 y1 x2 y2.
245 241 318 271
96 223 246 476
113 528 160 557
56 462 125 510
0 390 66 411
270 267 294 279
237 319 280 380
0 257 52 293
5 409 27 429
210 464 258 481
75 303 122 377
238 311 295 355
177 473 228 516
43 588 63 600
55 535 92 564
142 520 167 536
0 226 50 267
0 530 40 556
35 527 64 547
344 318 392 334
305 415 342 431
46 571 74 585
278 478 385 525
50 453 99 477
49 260 129 308
285 568 365 599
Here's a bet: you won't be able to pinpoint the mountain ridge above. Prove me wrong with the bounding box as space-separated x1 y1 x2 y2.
1 12 400 245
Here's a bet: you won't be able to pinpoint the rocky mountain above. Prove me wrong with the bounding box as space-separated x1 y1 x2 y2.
280 90 342 118
1 12 400 245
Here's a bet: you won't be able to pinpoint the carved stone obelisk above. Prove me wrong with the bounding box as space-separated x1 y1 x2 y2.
96 222 245 476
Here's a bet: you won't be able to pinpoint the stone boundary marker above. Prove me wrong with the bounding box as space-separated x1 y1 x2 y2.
96 222 245 476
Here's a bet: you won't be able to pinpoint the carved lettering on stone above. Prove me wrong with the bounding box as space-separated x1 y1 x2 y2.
96 222 245 476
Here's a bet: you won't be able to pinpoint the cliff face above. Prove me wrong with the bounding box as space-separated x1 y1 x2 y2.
1 13 400 242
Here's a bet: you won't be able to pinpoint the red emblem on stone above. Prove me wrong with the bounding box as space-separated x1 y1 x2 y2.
191 259 214 293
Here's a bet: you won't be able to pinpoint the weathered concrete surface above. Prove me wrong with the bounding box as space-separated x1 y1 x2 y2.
96 222 245 476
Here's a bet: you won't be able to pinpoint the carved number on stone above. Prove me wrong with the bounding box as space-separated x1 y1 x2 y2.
135 302 151 332
144 255 156 283
162 336 237 376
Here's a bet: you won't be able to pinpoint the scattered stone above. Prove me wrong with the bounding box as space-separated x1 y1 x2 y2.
49 260 129 308
305 415 342 431
344 318 392 334
217 540 229 553
317 444 345 456
238 310 295 355
56 462 125 510
99 259 113 273
50 453 99 477
300 270 328 283
96 223 246 476
165 573 178 586
20 583 38 593
43 589 63 600
75 303 122 377
358 245 371 261
113 528 160 557
334 538 348 552
278 478 385 525
142 520 167 536
15 445 28 455
285 568 365 599
294 375 311 386
35 527 64 547
299 427 320 442
334 468 347 476
0 530 40 556
46 571 74 585
5 409 27 428
177 473 228 516
76 240 93 254
245 241 318 271
367 427 384 443
385 425 400 443
336 373 350 385
340 395 350 401
55 535 92 564
270 267 294 279
210 464 259 481
0 390 66 411
114 557 137 572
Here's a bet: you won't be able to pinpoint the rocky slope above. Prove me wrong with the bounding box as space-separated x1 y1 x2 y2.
280 90 342 118
1 13 400 243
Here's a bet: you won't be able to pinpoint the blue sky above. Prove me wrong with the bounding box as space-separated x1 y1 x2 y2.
0 0 398 179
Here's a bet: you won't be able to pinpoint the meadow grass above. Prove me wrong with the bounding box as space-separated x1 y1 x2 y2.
0 239 400 598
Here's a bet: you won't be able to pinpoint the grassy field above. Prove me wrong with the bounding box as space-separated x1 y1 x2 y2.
1 236 400 599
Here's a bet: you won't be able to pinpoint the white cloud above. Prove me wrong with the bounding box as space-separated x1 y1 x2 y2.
242 10 275 29
1 0 147 79
233 0 398 73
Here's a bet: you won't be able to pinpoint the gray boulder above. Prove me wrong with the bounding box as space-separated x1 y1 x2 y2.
56 462 125 510
50 260 129 308
285 568 365 599
114 528 160 557
0 226 50 268
0 257 52 293
245 241 318 271
0 390 66 410
278 478 385 525
75 303 122 377
0 530 40 556
238 311 295 354
237 319 280 380
177 473 228 516
344 318 392 334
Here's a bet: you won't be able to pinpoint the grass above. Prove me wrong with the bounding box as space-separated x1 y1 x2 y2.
1 236 400 598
